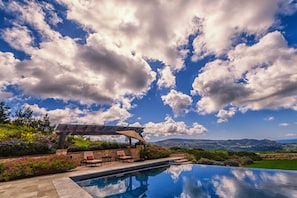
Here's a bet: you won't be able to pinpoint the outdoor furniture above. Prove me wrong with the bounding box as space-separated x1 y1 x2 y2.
116 150 133 162
81 151 102 166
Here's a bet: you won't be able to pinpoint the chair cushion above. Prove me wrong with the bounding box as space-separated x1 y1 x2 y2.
117 151 125 156
87 156 94 160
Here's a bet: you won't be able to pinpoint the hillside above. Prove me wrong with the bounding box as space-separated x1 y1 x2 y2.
154 138 283 151
276 139 297 144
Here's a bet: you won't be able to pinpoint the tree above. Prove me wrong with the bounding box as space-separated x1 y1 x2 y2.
13 107 35 127
37 114 55 133
0 101 11 123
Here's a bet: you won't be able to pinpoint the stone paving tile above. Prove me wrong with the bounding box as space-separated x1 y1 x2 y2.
37 189 59 198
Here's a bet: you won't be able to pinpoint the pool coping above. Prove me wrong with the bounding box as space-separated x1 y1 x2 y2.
52 157 180 198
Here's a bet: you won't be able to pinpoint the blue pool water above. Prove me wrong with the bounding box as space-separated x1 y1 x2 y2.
76 164 297 198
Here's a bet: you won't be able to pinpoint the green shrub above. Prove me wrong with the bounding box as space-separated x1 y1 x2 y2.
143 145 171 159
0 155 75 181
0 163 5 174
184 153 196 162
239 157 253 165
228 151 262 161
0 140 54 157
66 136 128 152
197 158 224 166
187 149 229 161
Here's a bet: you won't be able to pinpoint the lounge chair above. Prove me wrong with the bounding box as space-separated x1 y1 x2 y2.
116 150 133 162
82 151 102 166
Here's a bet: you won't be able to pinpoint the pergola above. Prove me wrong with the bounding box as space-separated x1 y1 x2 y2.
55 124 146 149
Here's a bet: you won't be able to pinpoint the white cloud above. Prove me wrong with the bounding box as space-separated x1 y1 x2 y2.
16 33 156 104
58 0 198 71
28 104 84 124
157 66 176 88
279 122 289 127
144 115 207 137
192 31 297 116
27 102 132 125
284 133 296 137
59 0 296 70
216 107 236 123
161 90 192 117
4 0 61 41
191 0 295 60
0 52 19 96
2 25 35 53
0 1 156 106
1 0 297 131
264 116 275 121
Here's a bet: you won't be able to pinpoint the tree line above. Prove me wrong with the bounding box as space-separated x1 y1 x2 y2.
0 101 54 133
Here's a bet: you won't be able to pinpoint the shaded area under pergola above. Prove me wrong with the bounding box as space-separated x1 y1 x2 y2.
55 124 145 149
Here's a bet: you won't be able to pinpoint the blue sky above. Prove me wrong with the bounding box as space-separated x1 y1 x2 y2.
1 0 297 142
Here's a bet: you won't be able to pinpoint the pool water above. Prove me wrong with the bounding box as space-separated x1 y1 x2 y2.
76 164 297 198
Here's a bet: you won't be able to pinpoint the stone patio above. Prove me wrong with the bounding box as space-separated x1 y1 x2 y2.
0 157 181 198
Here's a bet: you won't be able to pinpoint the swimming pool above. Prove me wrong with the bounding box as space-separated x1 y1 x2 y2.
75 164 297 198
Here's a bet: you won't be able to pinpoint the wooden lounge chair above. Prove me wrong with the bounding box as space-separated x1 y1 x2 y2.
116 150 133 162
82 151 102 166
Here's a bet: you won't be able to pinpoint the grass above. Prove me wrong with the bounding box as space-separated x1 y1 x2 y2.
245 160 297 170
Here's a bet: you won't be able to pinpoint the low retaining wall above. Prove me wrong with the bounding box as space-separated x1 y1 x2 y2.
260 153 297 160
67 146 143 165
0 146 144 165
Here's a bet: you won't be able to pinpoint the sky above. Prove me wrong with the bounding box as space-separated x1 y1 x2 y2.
1 0 297 142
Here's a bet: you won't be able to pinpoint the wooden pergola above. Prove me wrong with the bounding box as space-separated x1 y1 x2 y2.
55 124 145 149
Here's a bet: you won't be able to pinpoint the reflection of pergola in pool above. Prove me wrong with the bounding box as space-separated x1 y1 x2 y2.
103 166 168 197
55 124 145 149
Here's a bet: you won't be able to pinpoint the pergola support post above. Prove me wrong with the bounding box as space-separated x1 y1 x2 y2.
57 132 67 149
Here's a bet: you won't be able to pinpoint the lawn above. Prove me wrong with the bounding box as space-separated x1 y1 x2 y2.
245 160 297 170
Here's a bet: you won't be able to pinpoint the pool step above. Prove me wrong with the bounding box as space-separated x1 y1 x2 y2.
174 157 192 165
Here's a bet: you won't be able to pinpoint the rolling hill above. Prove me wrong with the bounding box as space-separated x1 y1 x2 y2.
154 138 283 152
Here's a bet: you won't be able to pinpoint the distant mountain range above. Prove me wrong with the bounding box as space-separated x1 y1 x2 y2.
276 138 297 144
154 138 284 152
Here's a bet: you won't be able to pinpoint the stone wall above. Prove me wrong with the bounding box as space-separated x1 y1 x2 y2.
260 153 297 160
67 147 142 165
0 147 143 165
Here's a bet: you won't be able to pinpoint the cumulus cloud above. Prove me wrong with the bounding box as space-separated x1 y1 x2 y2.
58 0 202 89
0 1 156 105
0 52 19 97
157 66 176 88
192 31 297 117
191 0 296 60
3 0 61 41
216 107 236 123
1 0 297 136
1 1 296 107
59 0 296 68
27 102 132 125
58 0 198 71
2 25 35 53
15 33 156 104
161 90 192 117
144 115 207 137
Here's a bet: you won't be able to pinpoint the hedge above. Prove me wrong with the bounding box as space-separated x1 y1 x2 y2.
0 155 76 182
142 145 171 160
